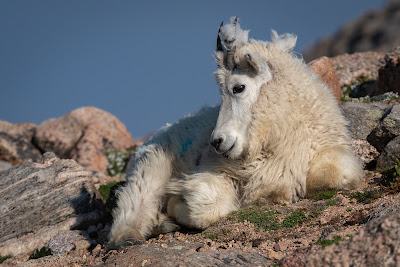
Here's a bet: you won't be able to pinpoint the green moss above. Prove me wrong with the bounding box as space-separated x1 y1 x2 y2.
316 235 343 248
349 189 383 204
282 211 307 228
0 255 11 263
325 199 336 206
200 231 219 239
309 189 338 201
105 148 136 176
233 207 280 231
30 247 52 259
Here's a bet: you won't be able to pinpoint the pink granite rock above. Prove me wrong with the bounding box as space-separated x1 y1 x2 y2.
34 107 134 172
308 56 342 101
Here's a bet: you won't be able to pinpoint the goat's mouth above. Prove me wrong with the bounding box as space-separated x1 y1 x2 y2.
222 142 236 158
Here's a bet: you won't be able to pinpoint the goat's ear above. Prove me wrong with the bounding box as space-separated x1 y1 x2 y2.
245 53 271 77
270 29 297 52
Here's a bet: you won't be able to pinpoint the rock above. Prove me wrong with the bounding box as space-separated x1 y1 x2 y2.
377 136 400 169
351 139 379 168
378 46 400 95
280 245 320 267
330 52 385 88
308 56 342 101
307 207 400 266
363 198 400 224
341 102 390 139
34 107 134 172
0 160 12 173
47 230 89 256
0 153 103 256
368 104 400 152
103 240 273 266
0 120 42 165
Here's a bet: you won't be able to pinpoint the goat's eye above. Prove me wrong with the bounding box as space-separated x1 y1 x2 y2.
233 84 245 94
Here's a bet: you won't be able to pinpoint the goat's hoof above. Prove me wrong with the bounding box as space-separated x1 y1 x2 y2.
160 221 180 234
117 238 143 249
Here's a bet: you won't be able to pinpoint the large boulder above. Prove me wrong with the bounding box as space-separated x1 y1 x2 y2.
341 102 390 140
330 52 385 87
378 46 400 95
377 136 400 170
33 107 134 173
0 152 103 256
0 120 41 165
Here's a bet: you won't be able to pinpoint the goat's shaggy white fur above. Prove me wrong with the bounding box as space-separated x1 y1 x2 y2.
108 18 363 247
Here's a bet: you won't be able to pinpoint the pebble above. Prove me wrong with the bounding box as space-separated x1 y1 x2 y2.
74 240 91 250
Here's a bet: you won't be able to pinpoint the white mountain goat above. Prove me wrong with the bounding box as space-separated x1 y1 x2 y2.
108 17 363 248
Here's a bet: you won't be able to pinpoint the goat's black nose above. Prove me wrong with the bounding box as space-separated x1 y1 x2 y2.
211 138 223 150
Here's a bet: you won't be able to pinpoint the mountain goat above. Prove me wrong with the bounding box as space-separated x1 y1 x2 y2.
108 17 363 248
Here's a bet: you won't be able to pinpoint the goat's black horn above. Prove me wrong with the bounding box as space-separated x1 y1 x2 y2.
216 21 223 51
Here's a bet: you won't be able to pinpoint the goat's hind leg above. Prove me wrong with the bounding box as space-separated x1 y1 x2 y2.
306 146 363 195
108 144 172 248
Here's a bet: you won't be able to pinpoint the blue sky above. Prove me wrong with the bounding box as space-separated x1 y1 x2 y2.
0 0 386 137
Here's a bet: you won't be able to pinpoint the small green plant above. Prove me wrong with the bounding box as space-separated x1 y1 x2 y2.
99 181 126 214
200 231 219 239
346 207 352 212
99 181 119 203
349 189 383 204
325 199 336 206
309 206 326 218
30 247 52 259
0 255 11 263
386 158 400 193
105 148 136 176
316 235 343 248
282 211 307 228
234 208 280 231
309 189 337 201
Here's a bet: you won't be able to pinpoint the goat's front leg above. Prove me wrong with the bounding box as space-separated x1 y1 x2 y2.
167 173 239 229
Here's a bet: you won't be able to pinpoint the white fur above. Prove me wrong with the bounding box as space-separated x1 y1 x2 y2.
108 19 363 247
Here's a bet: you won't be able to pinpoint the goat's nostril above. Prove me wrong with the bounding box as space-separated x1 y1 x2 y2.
211 138 223 149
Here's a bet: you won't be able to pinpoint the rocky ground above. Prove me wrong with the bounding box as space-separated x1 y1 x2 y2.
1 43 400 266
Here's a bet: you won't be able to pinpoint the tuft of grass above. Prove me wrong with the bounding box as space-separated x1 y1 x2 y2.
282 211 307 228
30 247 52 259
325 199 336 206
234 208 280 231
316 235 343 248
0 255 11 263
200 231 219 239
346 207 352 212
309 189 337 201
349 189 383 204
105 148 136 176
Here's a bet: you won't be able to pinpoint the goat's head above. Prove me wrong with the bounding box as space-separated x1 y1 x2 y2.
211 17 297 159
